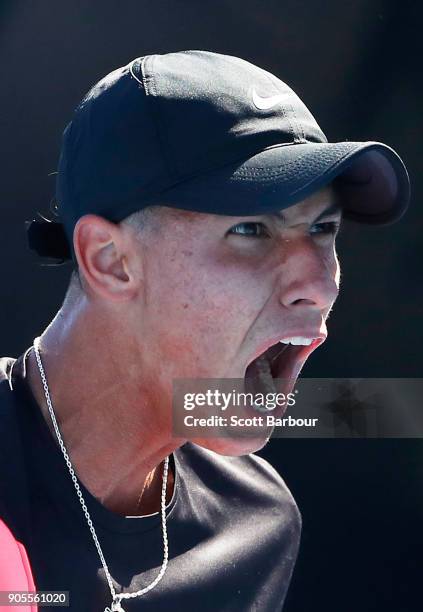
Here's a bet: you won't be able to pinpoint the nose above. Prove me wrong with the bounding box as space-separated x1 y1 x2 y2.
277 236 339 312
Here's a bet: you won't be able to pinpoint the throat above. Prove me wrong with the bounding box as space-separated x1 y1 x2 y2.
113 459 175 518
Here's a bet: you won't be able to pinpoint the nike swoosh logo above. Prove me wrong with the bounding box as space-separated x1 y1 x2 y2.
252 89 288 110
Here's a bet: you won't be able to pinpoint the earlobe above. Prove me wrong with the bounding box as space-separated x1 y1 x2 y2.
73 215 137 302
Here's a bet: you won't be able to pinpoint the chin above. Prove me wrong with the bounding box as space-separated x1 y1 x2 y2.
192 433 273 457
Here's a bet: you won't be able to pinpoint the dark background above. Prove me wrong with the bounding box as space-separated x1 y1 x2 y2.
1 1 422 610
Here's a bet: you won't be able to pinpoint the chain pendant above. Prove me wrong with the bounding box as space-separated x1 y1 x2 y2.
105 601 125 612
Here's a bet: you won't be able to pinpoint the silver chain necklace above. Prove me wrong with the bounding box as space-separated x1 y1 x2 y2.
33 337 170 612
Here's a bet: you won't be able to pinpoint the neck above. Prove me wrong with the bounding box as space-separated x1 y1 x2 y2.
26 300 178 516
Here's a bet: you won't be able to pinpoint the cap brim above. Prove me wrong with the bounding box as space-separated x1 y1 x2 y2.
160 141 410 225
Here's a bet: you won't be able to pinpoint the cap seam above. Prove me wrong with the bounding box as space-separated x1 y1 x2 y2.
263 71 300 142
231 144 363 186
140 55 176 183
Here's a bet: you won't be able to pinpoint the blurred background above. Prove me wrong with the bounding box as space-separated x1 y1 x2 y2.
0 1 421 610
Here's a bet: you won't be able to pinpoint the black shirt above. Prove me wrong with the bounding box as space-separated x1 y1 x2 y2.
0 349 301 611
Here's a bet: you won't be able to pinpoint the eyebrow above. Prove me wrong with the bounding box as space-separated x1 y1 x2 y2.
268 202 343 225
314 202 343 223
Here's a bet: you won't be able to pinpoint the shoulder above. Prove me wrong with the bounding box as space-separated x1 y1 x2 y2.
0 356 31 538
0 355 20 444
0 357 15 384
0 357 17 420
177 442 302 530
0 357 18 425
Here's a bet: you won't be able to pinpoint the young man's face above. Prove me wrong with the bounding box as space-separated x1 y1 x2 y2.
133 185 342 455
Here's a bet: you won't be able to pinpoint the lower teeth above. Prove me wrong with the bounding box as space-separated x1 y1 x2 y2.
252 403 271 413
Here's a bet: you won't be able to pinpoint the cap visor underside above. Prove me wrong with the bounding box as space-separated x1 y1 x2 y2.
160 141 410 225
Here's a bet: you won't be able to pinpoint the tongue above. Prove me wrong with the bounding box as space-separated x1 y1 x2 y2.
245 342 300 400
245 353 276 398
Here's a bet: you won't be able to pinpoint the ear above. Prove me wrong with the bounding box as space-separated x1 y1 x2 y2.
73 214 139 302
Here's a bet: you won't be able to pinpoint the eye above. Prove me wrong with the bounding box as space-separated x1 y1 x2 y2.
227 222 269 238
310 221 341 236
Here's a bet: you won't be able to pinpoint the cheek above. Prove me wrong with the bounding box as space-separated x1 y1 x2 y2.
330 245 341 289
324 246 341 316
335 256 341 289
319 241 340 281
159 241 268 317
148 253 267 361
167 271 249 333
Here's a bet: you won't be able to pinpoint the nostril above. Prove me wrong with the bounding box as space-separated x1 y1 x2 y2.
280 278 339 310
291 298 317 306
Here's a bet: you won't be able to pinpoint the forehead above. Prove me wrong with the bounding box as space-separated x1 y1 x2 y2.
154 185 340 231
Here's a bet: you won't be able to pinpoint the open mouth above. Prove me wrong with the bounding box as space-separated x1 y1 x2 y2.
244 338 323 413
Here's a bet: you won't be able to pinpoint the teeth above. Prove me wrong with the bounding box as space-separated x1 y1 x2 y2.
280 336 314 346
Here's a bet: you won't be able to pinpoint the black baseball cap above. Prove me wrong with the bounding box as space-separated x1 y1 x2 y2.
27 50 410 262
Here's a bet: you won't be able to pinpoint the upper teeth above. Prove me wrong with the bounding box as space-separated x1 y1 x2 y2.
280 336 314 346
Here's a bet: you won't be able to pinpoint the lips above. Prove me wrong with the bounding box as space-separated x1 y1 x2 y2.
271 337 325 380
247 329 327 368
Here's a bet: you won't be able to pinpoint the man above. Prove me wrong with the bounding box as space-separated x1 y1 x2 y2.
0 51 409 611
